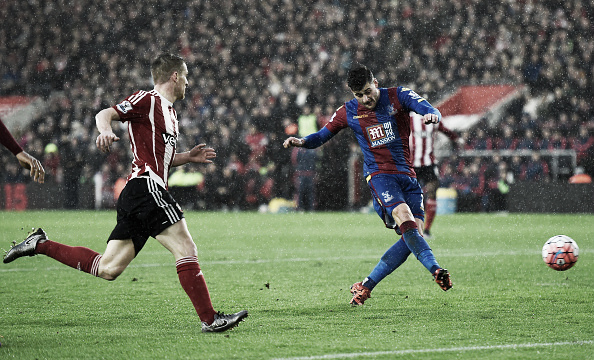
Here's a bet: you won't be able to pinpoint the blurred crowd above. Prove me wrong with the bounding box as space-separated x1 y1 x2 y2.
1 0 593 211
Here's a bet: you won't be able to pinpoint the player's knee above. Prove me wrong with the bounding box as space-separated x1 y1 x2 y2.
166 236 197 259
98 266 124 281
392 204 414 223
180 239 197 258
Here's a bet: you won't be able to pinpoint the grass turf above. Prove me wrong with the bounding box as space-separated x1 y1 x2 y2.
0 211 592 359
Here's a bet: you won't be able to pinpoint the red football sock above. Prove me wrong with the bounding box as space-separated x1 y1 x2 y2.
424 199 437 232
400 220 418 234
35 240 102 276
176 256 216 324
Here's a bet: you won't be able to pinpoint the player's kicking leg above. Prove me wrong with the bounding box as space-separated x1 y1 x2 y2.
156 219 248 332
97 239 135 280
392 204 453 292
350 237 412 305
3 228 135 279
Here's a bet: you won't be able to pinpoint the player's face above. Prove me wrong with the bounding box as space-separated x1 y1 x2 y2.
351 79 380 110
175 63 189 101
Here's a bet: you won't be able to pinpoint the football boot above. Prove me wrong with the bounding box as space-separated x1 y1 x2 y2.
201 310 248 333
3 228 47 264
350 282 371 305
433 268 452 291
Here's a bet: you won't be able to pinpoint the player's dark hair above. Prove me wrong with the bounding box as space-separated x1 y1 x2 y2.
151 53 185 84
347 64 374 91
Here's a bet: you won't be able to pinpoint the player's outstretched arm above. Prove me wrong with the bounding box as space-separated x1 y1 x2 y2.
15 151 45 183
172 144 216 167
284 128 335 149
95 107 121 153
283 137 305 148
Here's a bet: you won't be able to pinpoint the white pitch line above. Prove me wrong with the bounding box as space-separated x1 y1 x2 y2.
272 340 594 360
0 249 591 273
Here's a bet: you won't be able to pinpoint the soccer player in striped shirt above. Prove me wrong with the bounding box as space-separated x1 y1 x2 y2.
3 54 247 332
284 64 452 305
410 113 462 238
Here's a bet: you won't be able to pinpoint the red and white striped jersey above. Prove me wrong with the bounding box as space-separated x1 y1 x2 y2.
409 113 459 167
113 89 178 189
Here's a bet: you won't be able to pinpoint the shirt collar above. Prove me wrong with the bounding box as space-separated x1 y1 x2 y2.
152 89 174 107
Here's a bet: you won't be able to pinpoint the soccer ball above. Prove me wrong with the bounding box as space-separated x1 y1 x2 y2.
542 235 579 271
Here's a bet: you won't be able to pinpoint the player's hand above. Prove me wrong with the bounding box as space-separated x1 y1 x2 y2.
283 137 305 148
16 151 45 183
187 144 216 164
96 132 120 153
423 113 440 124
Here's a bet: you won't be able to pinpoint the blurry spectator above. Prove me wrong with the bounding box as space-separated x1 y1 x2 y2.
572 126 594 165
95 163 117 209
509 155 524 182
200 163 222 210
538 129 552 150
470 129 492 150
439 162 456 189
217 166 243 210
523 53 542 88
490 161 511 212
271 94 299 133
43 143 61 182
243 167 274 210
548 131 568 150
516 129 537 150
3 162 28 211
60 136 85 209
523 153 549 182
459 131 471 150
292 147 317 211
112 164 128 204
4 162 25 184
267 131 293 199
453 162 483 212
244 125 268 166
297 105 318 138
557 112 573 137
518 113 538 134
482 155 503 186
495 126 517 150
481 156 509 211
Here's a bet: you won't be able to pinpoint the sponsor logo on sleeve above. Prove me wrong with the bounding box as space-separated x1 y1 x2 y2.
116 100 133 114
401 88 426 103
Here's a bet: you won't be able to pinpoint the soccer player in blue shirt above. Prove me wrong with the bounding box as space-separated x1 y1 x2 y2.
283 64 452 305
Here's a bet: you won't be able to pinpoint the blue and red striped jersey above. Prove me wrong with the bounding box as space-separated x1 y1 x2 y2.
311 87 441 178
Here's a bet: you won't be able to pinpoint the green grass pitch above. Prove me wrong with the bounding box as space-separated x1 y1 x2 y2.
1 211 592 359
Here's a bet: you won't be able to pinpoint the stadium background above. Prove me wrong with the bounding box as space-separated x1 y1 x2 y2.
1 0 593 213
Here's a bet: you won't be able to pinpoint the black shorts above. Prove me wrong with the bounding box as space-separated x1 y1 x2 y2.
414 165 439 187
108 177 184 255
